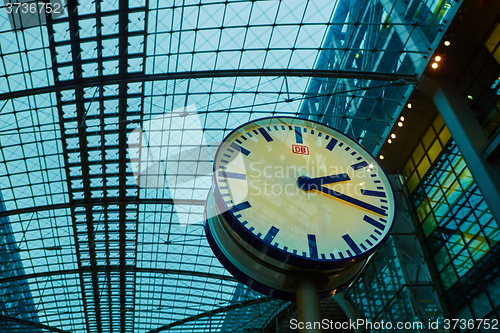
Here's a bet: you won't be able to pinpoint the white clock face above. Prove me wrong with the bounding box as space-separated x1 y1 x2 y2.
213 117 395 264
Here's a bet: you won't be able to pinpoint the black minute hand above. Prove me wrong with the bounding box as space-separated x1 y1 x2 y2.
317 186 387 216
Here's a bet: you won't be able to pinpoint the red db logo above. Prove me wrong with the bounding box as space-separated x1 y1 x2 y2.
292 144 309 155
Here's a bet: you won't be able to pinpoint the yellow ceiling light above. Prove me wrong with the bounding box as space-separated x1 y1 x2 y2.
398 122 403 127
444 40 451 46
391 133 396 139
407 103 412 109
379 155 385 160
388 138 392 144
434 55 442 62
400 116 405 121
431 62 438 69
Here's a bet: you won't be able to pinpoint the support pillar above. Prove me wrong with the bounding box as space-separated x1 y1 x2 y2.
419 77 500 227
295 279 323 333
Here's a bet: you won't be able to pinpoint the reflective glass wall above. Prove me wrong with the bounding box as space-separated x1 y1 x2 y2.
402 117 500 326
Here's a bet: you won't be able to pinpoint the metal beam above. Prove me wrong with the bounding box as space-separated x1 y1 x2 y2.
0 69 417 101
0 315 72 333
0 266 237 285
0 198 206 218
147 297 277 333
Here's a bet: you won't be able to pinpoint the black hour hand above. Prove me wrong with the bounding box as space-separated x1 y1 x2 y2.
296 173 350 191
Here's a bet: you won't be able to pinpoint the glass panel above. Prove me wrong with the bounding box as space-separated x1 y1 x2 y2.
453 250 473 277
439 126 451 146
407 172 420 194
412 143 425 166
485 23 500 52
486 278 500 308
440 264 458 290
483 107 500 136
422 128 436 149
471 292 493 319
484 221 500 246
433 114 445 133
434 246 450 271
403 159 414 181
428 139 442 163
422 213 437 237
417 156 431 178
417 198 432 222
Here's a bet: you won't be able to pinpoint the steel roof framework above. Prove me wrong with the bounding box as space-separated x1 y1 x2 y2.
0 0 460 332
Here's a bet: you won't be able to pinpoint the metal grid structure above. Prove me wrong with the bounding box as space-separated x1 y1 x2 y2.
409 138 500 320
0 0 460 332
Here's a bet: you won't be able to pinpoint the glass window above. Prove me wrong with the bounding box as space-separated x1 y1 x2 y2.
407 172 420 193
453 250 473 277
412 143 425 166
417 198 432 221
434 246 450 271
440 264 458 290
485 23 500 52
471 291 493 319
486 277 500 308
428 139 442 163
422 213 437 237
403 159 414 180
483 220 500 246
447 232 466 257
483 107 500 137
433 114 445 133
417 156 431 178
459 169 474 190
455 306 475 332
422 128 436 149
438 126 451 146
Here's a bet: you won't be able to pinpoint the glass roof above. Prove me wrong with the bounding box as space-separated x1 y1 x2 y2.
0 0 460 332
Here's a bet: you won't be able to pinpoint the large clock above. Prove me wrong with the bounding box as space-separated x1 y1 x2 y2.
204 117 396 300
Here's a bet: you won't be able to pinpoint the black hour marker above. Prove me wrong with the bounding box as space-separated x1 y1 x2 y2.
326 138 338 151
229 201 251 213
343 234 361 255
351 161 369 170
360 189 386 197
230 142 250 156
263 226 279 244
363 215 385 230
294 126 303 144
308 234 318 259
218 171 246 180
258 128 273 142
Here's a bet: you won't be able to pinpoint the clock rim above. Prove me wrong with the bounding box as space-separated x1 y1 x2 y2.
212 116 397 270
